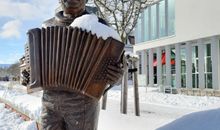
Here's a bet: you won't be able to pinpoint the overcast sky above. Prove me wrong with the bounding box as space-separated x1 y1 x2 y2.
0 0 58 64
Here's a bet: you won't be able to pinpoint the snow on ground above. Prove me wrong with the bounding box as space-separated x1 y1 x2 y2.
0 82 42 122
100 85 220 130
0 103 37 130
157 108 220 130
0 81 220 130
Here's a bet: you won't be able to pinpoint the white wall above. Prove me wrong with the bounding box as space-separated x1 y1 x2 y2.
134 0 220 52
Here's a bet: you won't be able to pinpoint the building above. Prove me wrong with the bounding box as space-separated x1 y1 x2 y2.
19 43 30 85
134 0 220 96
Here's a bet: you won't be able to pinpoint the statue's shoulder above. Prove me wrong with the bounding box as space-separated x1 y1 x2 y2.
42 17 56 28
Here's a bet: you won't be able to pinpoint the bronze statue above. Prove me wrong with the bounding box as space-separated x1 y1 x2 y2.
35 0 125 130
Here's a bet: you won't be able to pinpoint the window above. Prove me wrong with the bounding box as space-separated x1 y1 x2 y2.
154 53 157 84
192 46 199 88
204 44 212 89
162 64 166 85
144 8 150 41
151 4 157 40
162 50 166 85
168 0 175 35
159 0 166 37
171 48 176 87
135 17 142 43
181 47 186 88
135 0 175 43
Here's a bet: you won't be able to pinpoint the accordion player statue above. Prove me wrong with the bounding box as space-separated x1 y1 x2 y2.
27 14 125 100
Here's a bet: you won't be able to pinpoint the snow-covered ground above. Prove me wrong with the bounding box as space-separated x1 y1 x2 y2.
0 81 220 130
0 103 37 130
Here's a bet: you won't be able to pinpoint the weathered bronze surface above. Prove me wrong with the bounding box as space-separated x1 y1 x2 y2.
27 26 124 100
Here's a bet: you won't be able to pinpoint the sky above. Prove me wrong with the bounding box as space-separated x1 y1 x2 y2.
0 0 58 64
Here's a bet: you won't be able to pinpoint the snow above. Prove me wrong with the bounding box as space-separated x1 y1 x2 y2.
125 51 139 59
107 86 220 110
71 14 121 41
0 82 42 122
0 81 220 130
157 108 220 130
17 121 38 130
0 103 37 130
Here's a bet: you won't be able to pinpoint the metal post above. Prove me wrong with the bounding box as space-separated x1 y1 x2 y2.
121 59 128 114
102 92 108 110
133 59 140 116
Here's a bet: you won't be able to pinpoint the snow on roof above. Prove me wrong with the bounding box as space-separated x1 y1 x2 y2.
71 14 121 41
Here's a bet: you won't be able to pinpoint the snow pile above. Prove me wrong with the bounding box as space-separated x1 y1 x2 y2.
98 109 172 130
0 103 37 130
157 108 220 130
0 81 27 92
140 88 220 110
107 86 220 110
71 14 121 41
0 82 42 121
17 121 38 130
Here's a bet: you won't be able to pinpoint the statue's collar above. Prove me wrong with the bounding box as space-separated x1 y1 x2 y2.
55 11 89 25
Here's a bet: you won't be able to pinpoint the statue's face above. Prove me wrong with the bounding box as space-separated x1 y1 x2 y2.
60 0 85 15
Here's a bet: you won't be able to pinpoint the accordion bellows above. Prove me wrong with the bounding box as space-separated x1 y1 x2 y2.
27 26 124 100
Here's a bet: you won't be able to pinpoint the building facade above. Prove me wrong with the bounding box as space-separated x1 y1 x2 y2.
134 0 220 96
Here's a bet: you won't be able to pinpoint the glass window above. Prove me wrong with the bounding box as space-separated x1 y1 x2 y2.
144 8 150 41
159 0 166 37
162 65 166 85
171 48 175 87
181 75 186 88
207 73 212 88
162 50 166 85
192 74 199 88
135 17 142 43
204 43 212 89
135 27 139 43
151 4 157 40
206 58 212 72
206 44 211 56
195 46 198 58
168 0 175 35
192 46 199 73
205 44 212 73
192 46 199 88
181 47 186 88
135 0 175 43
181 48 186 73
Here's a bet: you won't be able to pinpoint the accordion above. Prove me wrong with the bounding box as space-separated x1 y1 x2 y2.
27 26 124 100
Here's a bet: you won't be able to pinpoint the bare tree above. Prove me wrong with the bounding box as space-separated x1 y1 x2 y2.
0 67 7 76
94 0 154 43
7 62 20 77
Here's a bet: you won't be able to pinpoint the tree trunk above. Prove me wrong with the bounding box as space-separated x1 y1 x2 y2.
121 62 128 114
133 60 140 116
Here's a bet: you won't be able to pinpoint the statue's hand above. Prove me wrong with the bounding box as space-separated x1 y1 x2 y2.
106 62 124 85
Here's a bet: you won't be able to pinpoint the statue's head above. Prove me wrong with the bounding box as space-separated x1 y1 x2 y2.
59 0 87 16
